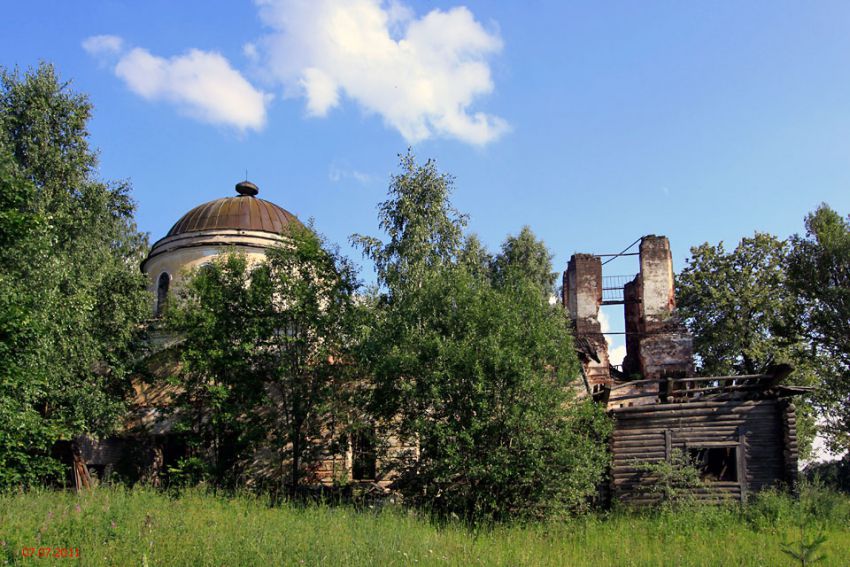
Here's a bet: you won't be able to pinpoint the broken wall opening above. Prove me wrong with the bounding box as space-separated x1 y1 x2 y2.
564 235 694 403
689 447 738 482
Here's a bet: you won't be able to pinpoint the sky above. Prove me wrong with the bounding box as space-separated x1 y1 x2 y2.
3 1 850 358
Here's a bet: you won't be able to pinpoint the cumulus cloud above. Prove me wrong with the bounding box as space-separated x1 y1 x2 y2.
82 34 124 56
83 36 272 132
598 309 627 367
254 0 508 145
328 161 372 184
243 42 260 62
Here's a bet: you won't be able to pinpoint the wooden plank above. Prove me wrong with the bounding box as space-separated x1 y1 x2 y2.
615 415 774 428
613 439 666 448
653 426 741 434
612 447 667 456
667 374 769 383
738 429 748 503
609 379 664 391
612 452 667 461
616 419 752 431
678 441 743 448
611 400 773 414
669 384 765 395
613 440 667 449
613 433 666 441
612 479 742 490
608 393 661 403
615 408 775 421
616 415 759 426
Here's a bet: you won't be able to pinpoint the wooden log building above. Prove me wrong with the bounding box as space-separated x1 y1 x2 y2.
607 373 805 505
564 236 810 505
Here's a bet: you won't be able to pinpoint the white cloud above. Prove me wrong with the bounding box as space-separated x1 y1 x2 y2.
83 35 272 132
608 344 627 368
243 42 260 62
82 34 124 56
254 0 508 145
598 309 627 367
328 162 372 184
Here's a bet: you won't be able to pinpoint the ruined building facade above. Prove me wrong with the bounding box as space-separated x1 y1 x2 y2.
76 181 398 489
76 184 804 504
563 236 805 504
563 235 694 403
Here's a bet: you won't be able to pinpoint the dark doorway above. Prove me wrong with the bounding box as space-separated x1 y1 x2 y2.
156 272 170 316
351 430 376 481
689 447 738 482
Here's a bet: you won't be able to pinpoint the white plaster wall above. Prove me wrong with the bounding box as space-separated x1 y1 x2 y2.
142 229 287 315
639 240 675 320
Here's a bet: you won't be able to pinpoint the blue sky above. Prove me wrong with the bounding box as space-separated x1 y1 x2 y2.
3 1 850 347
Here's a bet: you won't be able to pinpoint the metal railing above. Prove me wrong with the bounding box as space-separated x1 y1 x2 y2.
601 274 637 303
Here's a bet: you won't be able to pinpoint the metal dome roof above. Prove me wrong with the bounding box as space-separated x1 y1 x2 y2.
165 182 300 237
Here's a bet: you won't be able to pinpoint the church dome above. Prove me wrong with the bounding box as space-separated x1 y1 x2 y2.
166 181 300 237
141 181 303 278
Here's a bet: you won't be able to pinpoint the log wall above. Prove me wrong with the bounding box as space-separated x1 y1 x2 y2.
611 399 797 505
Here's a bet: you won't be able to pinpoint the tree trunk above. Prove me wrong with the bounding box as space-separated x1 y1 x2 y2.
71 440 91 492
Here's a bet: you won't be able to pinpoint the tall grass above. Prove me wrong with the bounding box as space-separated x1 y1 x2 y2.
1 485 848 566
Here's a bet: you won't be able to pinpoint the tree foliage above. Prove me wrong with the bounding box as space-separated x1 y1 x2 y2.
355 151 611 522
0 64 149 489
166 226 361 495
352 150 467 298
491 225 557 298
788 204 850 453
676 233 805 377
675 231 832 458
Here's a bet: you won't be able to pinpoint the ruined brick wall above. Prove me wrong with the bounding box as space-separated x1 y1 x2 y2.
638 235 677 331
564 254 611 394
622 236 694 381
622 278 641 378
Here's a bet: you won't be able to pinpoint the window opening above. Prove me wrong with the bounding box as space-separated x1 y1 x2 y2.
156 272 170 317
688 447 738 482
351 429 377 481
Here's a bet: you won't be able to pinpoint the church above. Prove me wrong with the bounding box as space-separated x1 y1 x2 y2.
140 180 299 318
73 179 806 504
126 180 390 489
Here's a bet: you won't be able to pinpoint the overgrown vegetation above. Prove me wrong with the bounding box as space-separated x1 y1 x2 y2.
0 62 849 559
788 206 850 455
1 485 849 566
353 151 611 521
164 225 362 496
676 210 850 458
0 63 149 489
632 449 705 504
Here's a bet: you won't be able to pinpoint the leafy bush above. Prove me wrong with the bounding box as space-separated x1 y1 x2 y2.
632 449 704 505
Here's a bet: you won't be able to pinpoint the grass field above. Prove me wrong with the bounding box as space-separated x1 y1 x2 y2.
1 486 849 566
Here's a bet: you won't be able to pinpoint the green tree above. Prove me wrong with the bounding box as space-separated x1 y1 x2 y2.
0 63 150 488
676 233 820 456
676 234 801 376
356 153 611 521
458 233 492 282
352 149 467 298
491 225 557 298
788 204 850 453
167 226 361 495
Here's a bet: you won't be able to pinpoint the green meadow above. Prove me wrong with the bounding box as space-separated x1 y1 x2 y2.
2 486 848 566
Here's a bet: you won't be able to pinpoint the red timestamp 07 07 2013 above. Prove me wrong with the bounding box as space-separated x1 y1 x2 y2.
20 547 80 559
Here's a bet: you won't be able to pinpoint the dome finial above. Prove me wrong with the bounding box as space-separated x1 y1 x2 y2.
236 180 259 196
